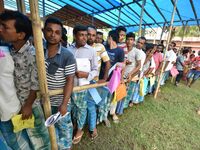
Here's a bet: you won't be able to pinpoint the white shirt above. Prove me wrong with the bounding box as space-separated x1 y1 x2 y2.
0 46 21 121
124 47 142 77
165 49 177 71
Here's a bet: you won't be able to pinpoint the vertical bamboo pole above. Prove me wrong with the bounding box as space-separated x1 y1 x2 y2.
138 0 145 37
154 0 178 99
159 22 166 43
16 0 26 14
179 21 188 52
28 0 58 149
0 0 4 13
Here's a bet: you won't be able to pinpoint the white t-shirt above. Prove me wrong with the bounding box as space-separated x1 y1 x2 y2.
0 46 21 121
124 47 142 77
165 49 177 71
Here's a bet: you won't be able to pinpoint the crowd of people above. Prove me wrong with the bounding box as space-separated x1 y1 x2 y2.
0 10 200 150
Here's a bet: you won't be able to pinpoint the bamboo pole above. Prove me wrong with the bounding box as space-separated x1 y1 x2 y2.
0 0 4 13
159 22 166 43
28 0 58 149
16 0 26 14
154 0 178 99
138 0 145 37
37 76 142 99
179 21 188 52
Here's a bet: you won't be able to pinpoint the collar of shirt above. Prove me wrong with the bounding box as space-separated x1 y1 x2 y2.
44 43 62 59
71 43 91 49
11 40 30 53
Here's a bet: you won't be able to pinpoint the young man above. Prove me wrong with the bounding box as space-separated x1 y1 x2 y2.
96 31 104 44
186 50 200 87
122 33 143 108
105 30 124 123
86 26 111 138
0 10 50 149
160 43 177 85
129 37 147 105
0 40 31 150
68 25 98 144
175 49 189 86
116 26 127 58
43 17 76 150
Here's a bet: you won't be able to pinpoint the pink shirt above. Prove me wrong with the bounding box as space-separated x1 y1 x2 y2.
153 52 163 70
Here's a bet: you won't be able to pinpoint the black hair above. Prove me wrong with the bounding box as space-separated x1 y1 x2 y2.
97 31 103 35
0 10 32 40
116 26 127 33
44 17 63 29
145 43 154 51
138 36 146 42
108 30 119 43
182 49 189 55
126 32 135 40
73 25 87 35
87 25 97 31
171 41 176 47
157 44 164 49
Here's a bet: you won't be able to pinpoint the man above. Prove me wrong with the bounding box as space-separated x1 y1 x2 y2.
0 40 31 149
116 26 127 58
96 31 104 44
122 33 143 108
0 10 50 149
175 49 189 86
68 25 98 144
129 36 147 105
153 44 164 73
104 30 124 123
86 26 111 138
186 50 200 87
160 43 177 85
43 17 76 150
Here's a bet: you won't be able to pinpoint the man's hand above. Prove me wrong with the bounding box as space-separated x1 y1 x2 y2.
126 60 132 65
97 79 106 83
76 71 89 78
58 103 67 116
127 74 132 83
21 103 33 120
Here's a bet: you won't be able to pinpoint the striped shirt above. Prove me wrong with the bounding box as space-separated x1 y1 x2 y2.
92 43 110 80
45 44 76 106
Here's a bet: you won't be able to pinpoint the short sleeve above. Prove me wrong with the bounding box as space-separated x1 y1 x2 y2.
100 45 110 62
64 52 76 77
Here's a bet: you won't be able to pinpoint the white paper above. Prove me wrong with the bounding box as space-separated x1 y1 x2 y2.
45 112 69 127
76 58 91 86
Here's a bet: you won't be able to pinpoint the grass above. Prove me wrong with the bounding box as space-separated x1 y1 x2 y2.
73 80 200 150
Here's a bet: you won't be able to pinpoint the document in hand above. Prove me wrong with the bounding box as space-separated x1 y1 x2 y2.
11 114 35 133
45 112 69 127
76 58 91 86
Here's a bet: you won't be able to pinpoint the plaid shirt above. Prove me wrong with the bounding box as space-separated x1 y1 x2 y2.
10 41 39 106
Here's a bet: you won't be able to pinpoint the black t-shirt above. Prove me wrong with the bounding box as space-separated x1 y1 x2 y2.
99 47 124 80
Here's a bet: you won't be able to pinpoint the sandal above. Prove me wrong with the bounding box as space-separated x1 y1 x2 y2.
90 130 98 140
72 131 84 145
104 119 111 128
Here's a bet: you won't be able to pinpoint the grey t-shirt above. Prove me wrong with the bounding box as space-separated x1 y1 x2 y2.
176 55 186 71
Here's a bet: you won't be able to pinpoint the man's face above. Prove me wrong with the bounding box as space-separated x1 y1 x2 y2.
119 30 126 43
126 37 134 47
44 23 62 45
0 19 21 43
75 31 87 47
157 46 163 52
96 34 103 44
168 44 172 50
87 28 96 45
136 39 145 49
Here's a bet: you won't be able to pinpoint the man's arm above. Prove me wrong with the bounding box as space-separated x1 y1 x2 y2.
59 75 74 115
98 60 111 83
128 60 141 82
